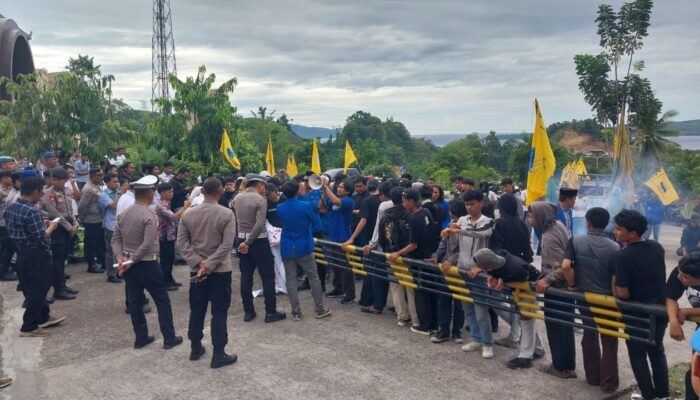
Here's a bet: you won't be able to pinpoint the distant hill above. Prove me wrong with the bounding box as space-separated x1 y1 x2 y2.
669 119 700 136
290 124 338 139
414 133 524 146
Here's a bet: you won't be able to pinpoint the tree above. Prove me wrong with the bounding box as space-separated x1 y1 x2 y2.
574 0 654 127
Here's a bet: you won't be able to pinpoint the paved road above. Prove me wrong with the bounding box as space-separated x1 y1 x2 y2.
0 224 695 400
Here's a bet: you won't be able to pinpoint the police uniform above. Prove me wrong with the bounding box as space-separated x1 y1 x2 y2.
111 175 181 349
39 167 78 300
176 188 238 367
231 174 285 322
78 171 105 273
0 170 18 280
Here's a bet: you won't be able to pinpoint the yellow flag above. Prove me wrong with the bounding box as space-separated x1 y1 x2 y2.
286 154 298 177
344 140 357 174
219 130 241 170
526 99 556 205
611 104 635 203
311 138 321 174
576 157 588 176
265 135 275 175
644 168 679 205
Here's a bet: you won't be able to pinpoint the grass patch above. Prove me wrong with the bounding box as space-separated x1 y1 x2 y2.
611 362 689 399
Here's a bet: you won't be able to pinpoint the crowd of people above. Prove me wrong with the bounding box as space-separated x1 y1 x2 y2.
1 149 700 400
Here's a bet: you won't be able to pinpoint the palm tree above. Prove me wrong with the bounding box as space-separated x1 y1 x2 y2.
632 109 680 168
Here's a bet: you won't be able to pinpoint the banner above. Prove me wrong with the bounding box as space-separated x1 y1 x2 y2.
644 168 679 205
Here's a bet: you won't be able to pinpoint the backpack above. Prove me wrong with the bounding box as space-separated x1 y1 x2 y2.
380 209 410 253
423 202 444 247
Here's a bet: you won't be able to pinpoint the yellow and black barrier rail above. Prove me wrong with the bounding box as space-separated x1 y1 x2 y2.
313 238 685 346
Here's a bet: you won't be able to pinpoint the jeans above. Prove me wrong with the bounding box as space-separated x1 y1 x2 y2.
123 260 176 344
17 246 51 332
159 240 175 284
104 229 116 278
188 271 231 354
238 238 277 315
544 293 576 371
283 252 324 315
644 224 661 241
83 222 105 268
626 320 669 400
437 294 464 337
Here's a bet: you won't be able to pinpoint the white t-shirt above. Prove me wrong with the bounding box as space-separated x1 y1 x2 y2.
158 172 173 183
116 191 135 217
109 154 127 167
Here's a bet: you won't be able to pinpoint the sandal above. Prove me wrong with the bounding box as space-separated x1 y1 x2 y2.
360 306 383 314
538 364 568 379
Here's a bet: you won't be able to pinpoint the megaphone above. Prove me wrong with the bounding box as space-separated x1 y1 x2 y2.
309 174 328 190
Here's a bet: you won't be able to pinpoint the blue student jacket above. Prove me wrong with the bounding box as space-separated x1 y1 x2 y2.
277 198 322 259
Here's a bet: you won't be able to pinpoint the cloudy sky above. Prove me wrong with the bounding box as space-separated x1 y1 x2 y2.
4 0 699 134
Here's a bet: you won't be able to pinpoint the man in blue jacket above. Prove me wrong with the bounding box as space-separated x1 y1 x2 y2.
643 191 665 242
278 180 331 321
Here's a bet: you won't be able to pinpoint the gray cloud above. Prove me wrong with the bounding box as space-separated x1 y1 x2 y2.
4 0 699 133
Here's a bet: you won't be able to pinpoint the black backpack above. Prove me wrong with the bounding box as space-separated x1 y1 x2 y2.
423 202 444 245
380 209 411 253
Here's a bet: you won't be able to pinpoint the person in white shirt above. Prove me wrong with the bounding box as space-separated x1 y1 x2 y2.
109 148 127 167
158 161 174 183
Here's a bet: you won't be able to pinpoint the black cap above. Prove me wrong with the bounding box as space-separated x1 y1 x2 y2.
50 167 68 180
402 188 421 202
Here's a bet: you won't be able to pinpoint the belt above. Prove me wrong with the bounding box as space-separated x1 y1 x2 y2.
123 252 158 261
237 232 267 240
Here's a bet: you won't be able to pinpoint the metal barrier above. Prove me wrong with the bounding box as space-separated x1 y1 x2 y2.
313 238 677 345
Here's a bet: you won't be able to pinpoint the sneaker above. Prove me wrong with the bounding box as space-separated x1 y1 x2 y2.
315 308 332 319
410 326 430 336
506 357 533 369
495 337 519 349
325 289 344 298
244 312 256 322
163 336 183 350
38 315 66 329
630 394 644 400
397 319 410 327
264 311 287 323
107 276 123 283
0 376 12 389
481 345 494 359
461 342 482 352
293 313 302 321
19 327 49 337
340 295 355 305
211 352 238 369
431 332 450 343
190 344 206 361
453 335 464 344
134 335 155 349
64 286 79 295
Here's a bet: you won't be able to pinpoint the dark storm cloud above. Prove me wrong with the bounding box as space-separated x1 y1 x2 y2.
3 0 699 132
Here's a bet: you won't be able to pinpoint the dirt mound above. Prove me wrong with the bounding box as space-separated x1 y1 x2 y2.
557 129 610 154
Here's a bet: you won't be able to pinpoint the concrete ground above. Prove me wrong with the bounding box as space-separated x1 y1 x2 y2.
0 224 695 400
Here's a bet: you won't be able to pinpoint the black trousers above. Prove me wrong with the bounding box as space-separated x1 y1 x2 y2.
238 238 277 315
50 229 69 293
626 319 669 400
543 292 576 372
159 240 175 284
0 227 17 276
83 222 105 268
123 260 176 343
332 264 355 297
188 271 232 354
17 246 51 332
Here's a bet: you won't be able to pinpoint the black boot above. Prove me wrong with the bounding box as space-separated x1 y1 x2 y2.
211 352 238 369
190 344 206 361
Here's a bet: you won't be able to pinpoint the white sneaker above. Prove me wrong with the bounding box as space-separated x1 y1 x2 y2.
461 342 482 352
482 345 494 359
629 394 644 400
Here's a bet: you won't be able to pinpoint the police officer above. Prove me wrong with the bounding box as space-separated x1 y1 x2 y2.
177 177 238 368
0 170 19 281
231 174 286 323
78 168 105 273
40 167 79 300
112 175 183 350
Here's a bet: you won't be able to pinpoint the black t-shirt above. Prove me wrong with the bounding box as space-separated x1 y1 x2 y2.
359 194 381 242
665 266 700 308
408 208 438 259
266 197 285 228
487 251 531 282
615 240 666 305
170 177 187 210
352 191 368 229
